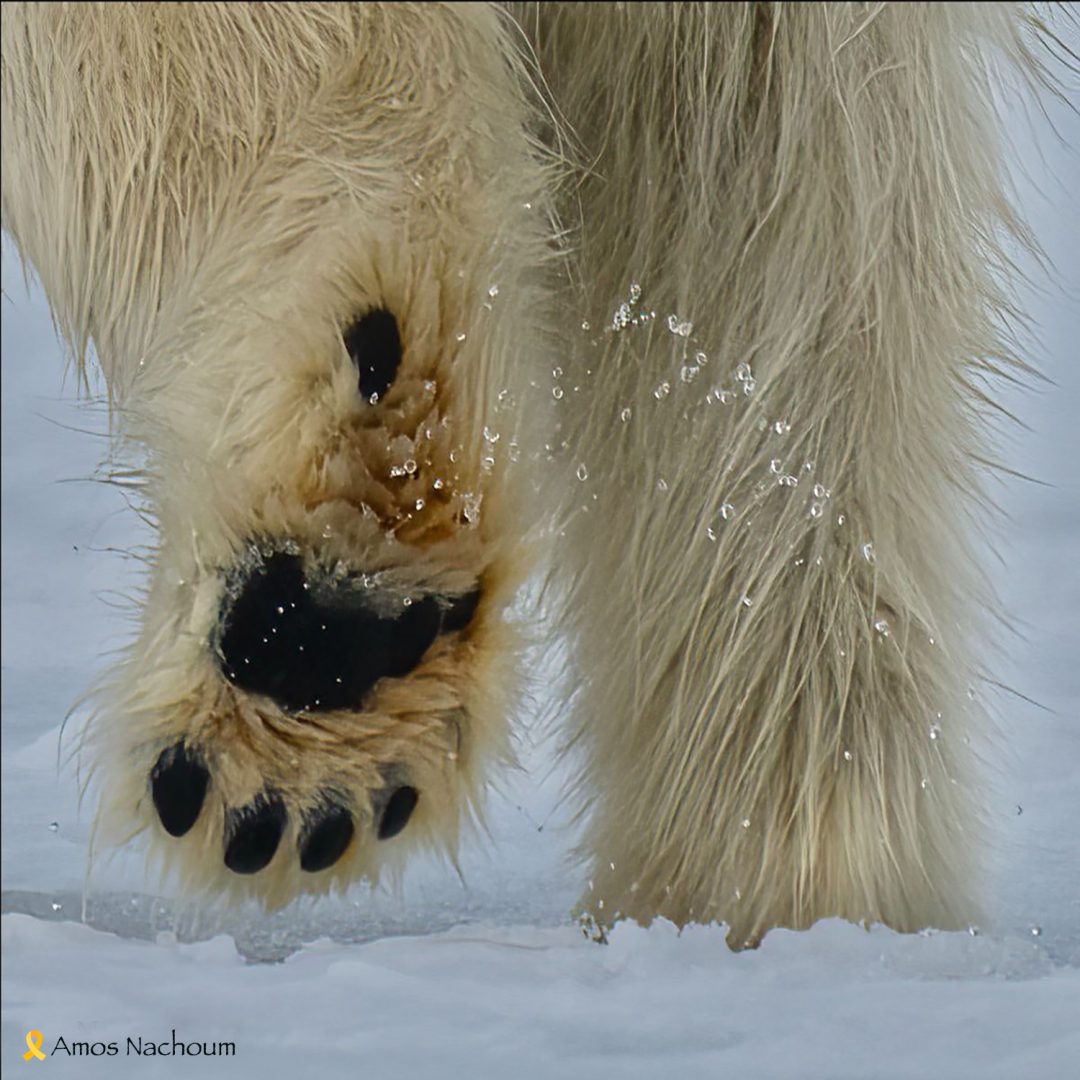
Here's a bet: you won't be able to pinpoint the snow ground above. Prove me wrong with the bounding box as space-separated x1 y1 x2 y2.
2 79 1078 1080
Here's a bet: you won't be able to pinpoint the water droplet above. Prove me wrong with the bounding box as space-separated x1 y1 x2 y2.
813 483 830 499
742 378 756 395
862 542 875 564
967 686 977 701
1031 926 1042 937
967 925 979 937
773 419 791 435
552 386 564 400
656 478 669 492
809 502 824 519
620 406 633 422
928 636 936 646
276 606 285 615
487 284 500 299
770 458 783 474
843 750 853 762
1016 804 1023 816
779 475 799 487
741 818 751 829
463 494 482 524
740 594 753 608
720 502 734 519
921 778 930 790
483 426 500 443
735 362 752 382
48 821 59 832
368 391 380 405
680 364 699 383
706 526 717 541
404 459 417 474
654 381 671 400
628 283 642 303
415 498 425 510
576 464 589 482
694 351 708 365
52 902 62 912
837 514 846 526
929 724 941 740
389 465 406 478
874 618 891 637
456 332 467 343
402 597 413 608
433 478 444 490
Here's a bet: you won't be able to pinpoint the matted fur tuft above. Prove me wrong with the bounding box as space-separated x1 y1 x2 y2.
1 2 1067 944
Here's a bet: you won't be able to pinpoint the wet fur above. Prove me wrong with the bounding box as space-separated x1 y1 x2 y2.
0 3 1064 944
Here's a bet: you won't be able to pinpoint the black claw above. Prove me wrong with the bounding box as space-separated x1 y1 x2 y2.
224 794 287 874
377 786 419 840
150 743 209 837
441 587 482 633
299 802 355 872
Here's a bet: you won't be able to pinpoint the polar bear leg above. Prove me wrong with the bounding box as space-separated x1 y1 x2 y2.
517 2 1044 945
1 2 554 904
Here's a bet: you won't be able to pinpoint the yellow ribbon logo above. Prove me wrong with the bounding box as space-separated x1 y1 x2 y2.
23 1031 46 1062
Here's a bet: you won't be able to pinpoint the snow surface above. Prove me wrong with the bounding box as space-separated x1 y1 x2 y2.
2 83 1078 1079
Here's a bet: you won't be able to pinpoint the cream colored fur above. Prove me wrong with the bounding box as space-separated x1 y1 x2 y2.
0 3 1062 944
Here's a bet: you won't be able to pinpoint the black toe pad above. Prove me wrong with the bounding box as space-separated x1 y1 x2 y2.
151 743 209 837
377 786 419 840
224 793 287 874
300 801 355 872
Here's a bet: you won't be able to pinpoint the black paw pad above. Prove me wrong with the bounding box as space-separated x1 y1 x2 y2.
218 551 443 713
377 786 419 840
224 794 287 874
344 308 402 402
299 801 355 873
151 743 209 837
441 587 481 633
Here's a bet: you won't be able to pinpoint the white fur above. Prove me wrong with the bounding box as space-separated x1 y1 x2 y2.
1 2 1065 945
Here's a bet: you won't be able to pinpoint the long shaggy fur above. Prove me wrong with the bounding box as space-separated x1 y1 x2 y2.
1 2 1063 944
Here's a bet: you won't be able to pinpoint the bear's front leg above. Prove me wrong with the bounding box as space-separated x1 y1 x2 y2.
520 2 1041 946
1 2 553 904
